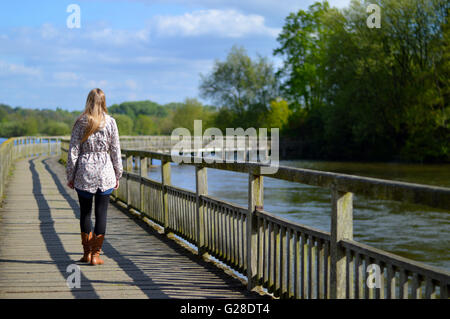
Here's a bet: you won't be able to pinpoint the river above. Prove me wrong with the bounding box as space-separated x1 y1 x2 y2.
145 159 450 270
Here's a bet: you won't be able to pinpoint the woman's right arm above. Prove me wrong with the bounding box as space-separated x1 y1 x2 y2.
66 118 83 184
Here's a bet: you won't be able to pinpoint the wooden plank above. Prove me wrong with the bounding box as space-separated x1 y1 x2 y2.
330 189 353 299
247 173 263 290
161 159 171 233
386 264 396 299
294 231 300 299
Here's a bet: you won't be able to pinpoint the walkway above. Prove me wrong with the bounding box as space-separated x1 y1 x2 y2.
0 156 265 299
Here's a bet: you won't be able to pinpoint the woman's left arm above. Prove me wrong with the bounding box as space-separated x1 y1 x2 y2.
109 117 123 182
66 118 83 187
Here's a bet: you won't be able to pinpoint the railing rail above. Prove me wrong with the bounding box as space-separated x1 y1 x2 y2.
59 138 450 299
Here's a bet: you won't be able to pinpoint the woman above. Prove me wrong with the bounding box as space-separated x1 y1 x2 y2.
66 88 123 266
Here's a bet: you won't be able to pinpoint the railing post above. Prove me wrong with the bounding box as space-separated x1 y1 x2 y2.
247 169 263 291
330 187 353 299
161 158 171 233
25 137 28 157
57 138 61 156
195 165 208 257
125 154 133 208
139 156 147 213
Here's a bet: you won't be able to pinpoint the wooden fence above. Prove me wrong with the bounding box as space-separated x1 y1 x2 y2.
60 137 450 299
0 136 61 200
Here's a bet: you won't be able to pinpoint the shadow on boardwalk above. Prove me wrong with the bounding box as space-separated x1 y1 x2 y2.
0 156 267 299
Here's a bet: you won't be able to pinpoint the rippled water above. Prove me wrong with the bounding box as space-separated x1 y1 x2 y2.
145 159 450 270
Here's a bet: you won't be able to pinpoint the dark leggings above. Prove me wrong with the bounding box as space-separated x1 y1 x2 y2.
77 189 111 235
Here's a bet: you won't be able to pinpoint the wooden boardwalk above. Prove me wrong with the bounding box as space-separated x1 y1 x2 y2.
0 156 266 299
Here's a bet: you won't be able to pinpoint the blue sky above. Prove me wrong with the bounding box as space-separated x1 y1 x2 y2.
0 0 350 111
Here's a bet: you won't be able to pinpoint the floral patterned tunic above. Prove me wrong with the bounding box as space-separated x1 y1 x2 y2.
66 113 123 193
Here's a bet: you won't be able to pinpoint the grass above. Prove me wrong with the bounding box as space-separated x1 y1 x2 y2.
0 162 15 208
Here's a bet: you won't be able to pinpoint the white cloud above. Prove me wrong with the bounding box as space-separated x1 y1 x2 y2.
123 0 351 21
134 56 159 64
40 23 59 39
328 0 352 9
53 72 81 81
155 9 280 38
124 0 308 20
125 79 138 90
0 60 41 77
85 79 109 90
84 27 150 46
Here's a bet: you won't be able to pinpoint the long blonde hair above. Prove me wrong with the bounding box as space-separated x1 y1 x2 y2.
76 88 108 143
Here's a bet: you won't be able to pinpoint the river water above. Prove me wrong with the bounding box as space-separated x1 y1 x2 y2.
146 159 450 270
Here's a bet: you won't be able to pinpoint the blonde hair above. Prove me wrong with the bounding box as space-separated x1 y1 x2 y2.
76 88 108 143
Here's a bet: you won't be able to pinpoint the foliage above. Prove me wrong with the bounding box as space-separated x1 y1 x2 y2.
111 113 134 135
0 99 219 138
265 98 291 131
108 100 169 120
199 45 281 129
135 114 159 135
272 0 450 162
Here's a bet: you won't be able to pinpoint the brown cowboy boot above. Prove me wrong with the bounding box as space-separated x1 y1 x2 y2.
90 234 105 266
79 232 93 263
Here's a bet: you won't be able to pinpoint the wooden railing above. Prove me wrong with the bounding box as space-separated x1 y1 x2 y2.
118 135 271 155
57 138 449 299
0 136 61 200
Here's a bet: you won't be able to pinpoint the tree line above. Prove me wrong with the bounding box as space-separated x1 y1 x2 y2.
0 99 217 137
0 0 448 162
198 0 449 162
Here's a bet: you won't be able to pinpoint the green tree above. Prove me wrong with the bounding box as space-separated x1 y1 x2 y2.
108 100 168 120
274 0 449 162
171 98 216 133
112 114 134 135
0 122 25 137
199 45 280 129
44 122 70 136
135 114 159 135
265 98 291 132
274 1 331 111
